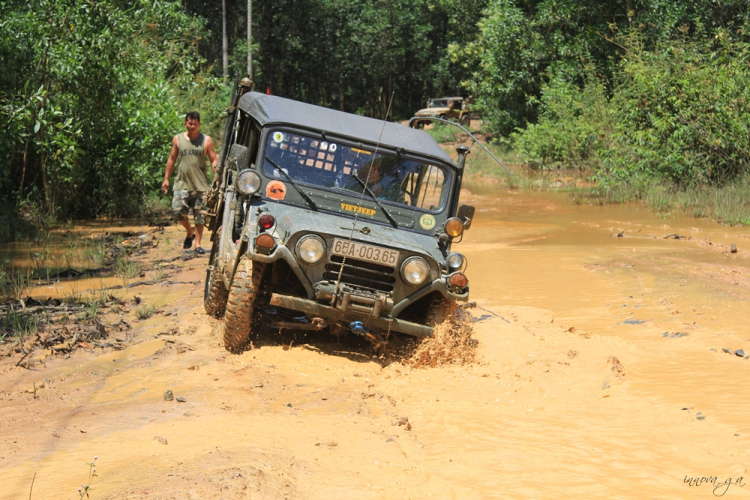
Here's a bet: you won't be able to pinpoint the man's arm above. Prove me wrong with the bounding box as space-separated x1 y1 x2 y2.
162 135 180 194
205 136 219 174
205 136 219 186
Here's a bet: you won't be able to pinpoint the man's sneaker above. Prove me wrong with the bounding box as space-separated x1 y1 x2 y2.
183 234 195 249
195 247 206 254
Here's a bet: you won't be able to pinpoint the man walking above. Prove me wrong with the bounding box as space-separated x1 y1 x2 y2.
162 111 218 253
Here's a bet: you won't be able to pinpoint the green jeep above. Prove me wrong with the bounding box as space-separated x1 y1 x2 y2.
203 84 475 353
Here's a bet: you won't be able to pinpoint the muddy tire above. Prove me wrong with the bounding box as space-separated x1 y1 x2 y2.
223 258 267 353
204 228 228 317
460 115 471 128
426 296 457 327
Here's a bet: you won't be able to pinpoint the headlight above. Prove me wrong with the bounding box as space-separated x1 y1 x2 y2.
444 217 464 238
401 257 430 286
296 235 326 264
236 169 261 196
446 252 466 271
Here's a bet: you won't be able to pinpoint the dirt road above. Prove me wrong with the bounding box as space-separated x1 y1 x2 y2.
2 189 750 499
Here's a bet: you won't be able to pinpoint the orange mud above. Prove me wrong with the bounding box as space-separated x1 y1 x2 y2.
2 191 750 499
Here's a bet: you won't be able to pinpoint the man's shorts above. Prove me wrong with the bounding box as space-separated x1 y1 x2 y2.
172 190 207 225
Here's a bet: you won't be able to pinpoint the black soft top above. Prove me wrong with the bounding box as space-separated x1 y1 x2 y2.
239 92 455 167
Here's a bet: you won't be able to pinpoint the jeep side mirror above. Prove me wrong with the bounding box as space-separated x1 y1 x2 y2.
457 204 475 230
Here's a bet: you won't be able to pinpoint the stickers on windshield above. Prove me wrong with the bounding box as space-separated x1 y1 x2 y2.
272 131 284 143
419 214 436 230
266 180 287 200
329 143 337 152
320 141 328 151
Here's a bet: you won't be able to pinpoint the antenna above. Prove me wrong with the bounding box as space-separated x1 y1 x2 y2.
331 92 396 308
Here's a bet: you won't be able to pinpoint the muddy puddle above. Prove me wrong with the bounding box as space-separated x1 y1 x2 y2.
2 189 750 499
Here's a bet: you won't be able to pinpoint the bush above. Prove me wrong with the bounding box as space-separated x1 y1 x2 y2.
514 68 612 169
514 28 750 187
0 0 209 233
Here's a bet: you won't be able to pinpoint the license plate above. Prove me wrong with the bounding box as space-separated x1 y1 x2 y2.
331 238 399 266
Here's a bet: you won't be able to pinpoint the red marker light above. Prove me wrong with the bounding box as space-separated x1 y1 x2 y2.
258 214 275 230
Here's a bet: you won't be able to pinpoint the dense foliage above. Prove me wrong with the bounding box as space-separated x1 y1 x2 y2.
4 0 750 240
184 0 487 119
459 0 750 186
0 0 214 238
1 0 485 239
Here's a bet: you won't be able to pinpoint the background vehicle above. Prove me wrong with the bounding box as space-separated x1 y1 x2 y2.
203 85 475 353
411 96 474 128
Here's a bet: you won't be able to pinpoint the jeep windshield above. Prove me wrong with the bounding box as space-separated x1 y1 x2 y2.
262 129 452 213
428 99 450 108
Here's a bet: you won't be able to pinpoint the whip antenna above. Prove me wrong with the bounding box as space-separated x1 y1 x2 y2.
332 92 396 307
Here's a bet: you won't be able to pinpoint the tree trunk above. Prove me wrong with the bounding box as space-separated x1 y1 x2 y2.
247 0 253 80
20 140 29 201
222 0 229 80
339 72 344 111
40 148 52 216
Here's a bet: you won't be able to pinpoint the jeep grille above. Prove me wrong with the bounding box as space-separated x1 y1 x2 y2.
324 255 396 292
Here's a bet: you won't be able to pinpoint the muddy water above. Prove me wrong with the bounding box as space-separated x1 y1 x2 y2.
2 191 750 499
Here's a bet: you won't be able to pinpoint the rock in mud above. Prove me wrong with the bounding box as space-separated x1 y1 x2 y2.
735 349 745 357
607 356 625 378
731 243 737 253
154 436 168 445
164 390 174 401
392 417 412 430
176 397 187 403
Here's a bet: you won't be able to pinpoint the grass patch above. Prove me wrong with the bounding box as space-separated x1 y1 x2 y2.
425 123 462 143
570 177 750 225
134 303 159 320
0 266 32 299
1 310 39 343
113 252 141 279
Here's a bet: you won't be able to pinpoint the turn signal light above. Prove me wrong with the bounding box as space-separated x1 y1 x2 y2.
444 217 464 238
258 214 275 230
256 233 275 248
448 272 468 289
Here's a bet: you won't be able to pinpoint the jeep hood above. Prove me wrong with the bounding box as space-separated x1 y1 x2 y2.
271 208 441 260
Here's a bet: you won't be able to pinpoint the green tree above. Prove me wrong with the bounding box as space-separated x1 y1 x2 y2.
0 0 206 235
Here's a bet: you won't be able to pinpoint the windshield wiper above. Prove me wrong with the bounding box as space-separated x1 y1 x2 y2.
265 156 318 210
350 173 399 228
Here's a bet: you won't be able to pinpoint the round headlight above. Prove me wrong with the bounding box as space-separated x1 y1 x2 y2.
446 252 466 271
401 257 430 286
444 217 465 238
236 169 261 196
296 235 326 264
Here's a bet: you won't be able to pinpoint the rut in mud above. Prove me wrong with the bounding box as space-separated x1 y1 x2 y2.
2 189 750 499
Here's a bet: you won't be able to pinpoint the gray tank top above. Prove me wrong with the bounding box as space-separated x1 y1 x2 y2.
174 133 210 192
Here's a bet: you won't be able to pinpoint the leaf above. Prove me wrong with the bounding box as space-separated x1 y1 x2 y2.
34 121 40 133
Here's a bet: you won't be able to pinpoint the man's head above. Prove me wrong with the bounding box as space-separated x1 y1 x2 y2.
185 111 201 135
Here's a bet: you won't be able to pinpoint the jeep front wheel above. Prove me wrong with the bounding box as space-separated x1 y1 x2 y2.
223 258 268 353
204 227 228 317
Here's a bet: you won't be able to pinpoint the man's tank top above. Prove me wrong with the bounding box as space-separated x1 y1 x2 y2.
174 133 210 192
